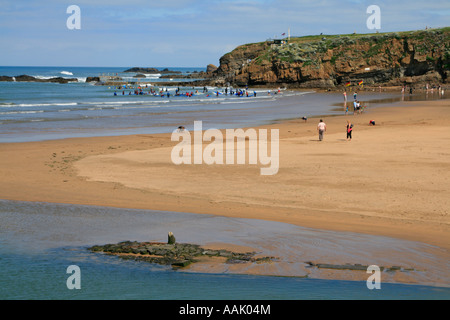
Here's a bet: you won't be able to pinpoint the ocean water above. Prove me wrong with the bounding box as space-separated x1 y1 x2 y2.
3 66 446 143
2 250 449 300
1 200 449 300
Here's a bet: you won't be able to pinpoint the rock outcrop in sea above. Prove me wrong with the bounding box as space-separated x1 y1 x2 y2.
123 67 160 74
88 238 278 269
0 75 78 84
204 27 449 88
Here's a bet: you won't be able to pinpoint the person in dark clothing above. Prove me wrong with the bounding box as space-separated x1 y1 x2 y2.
347 120 353 141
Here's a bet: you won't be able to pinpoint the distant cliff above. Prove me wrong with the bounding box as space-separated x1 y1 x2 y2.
208 27 449 88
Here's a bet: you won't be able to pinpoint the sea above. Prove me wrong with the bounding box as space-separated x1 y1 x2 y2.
1 66 449 301
2 66 447 143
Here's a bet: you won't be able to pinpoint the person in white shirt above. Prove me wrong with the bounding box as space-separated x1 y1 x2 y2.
317 119 327 141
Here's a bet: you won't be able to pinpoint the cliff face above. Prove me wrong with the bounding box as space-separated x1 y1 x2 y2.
212 28 450 88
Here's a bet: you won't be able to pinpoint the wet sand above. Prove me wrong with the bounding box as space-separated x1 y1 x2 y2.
1 96 449 285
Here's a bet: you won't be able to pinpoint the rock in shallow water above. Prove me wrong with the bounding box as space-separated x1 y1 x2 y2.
87 240 276 269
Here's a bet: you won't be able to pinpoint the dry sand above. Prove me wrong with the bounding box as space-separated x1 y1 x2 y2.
1 98 449 284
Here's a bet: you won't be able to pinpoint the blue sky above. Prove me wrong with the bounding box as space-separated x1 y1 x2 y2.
0 0 449 67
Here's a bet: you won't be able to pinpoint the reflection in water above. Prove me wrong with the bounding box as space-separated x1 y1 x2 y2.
332 90 449 113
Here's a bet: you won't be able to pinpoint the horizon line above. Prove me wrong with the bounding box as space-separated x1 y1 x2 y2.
0 65 207 69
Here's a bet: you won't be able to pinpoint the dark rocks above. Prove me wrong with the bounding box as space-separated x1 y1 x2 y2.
305 262 415 273
124 67 183 74
88 239 277 269
171 260 192 268
89 245 104 252
206 64 218 73
47 77 78 84
89 241 204 269
86 77 100 83
0 75 78 84
15 75 38 82
0 76 13 81
160 68 182 74
315 263 370 271
218 250 233 258
124 67 160 73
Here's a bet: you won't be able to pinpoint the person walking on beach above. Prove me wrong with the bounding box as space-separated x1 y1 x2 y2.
353 100 358 114
347 120 353 141
317 119 327 141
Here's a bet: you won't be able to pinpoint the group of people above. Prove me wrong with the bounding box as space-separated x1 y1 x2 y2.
316 118 376 142
344 91 366 115
424 84 445 95
113 86 201 98
343 91 359 102
112 85 267 99
223 88 257 97
352 100 365 114
316 119 354 142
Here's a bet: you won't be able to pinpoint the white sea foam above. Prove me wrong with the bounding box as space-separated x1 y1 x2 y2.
84 100 169 106
221 99 262 105
0 103 15 107
33 75 55 80
14 102 78 108
0 110 45 115
146 74 161 78
33 73 82 82
113 105 161 110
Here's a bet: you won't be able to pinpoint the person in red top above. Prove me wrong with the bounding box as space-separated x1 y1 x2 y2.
347 120 353 141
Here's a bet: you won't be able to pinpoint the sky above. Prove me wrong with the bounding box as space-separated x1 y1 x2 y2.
0 0 449 67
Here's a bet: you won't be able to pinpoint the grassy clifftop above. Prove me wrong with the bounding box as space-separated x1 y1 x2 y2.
213 27 450 88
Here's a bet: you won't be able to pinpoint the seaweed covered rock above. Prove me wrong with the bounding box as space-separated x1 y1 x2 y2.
87 239 277 269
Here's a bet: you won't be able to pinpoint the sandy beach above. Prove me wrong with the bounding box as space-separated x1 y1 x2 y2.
1 96 449 284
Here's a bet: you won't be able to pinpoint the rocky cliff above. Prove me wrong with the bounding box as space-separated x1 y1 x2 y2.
210 27 449 88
